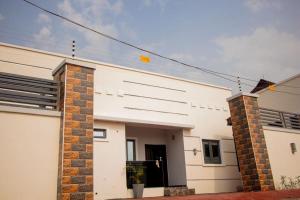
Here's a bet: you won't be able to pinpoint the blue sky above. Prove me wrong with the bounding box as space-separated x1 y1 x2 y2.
0 0 300 91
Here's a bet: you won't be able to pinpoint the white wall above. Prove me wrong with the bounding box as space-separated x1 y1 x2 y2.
166 129 187 186
184 134 242 193
264 127 300 189
0 108 60 200
0 43 64 79
93 64 232 128
258 75 300 113
93 121 127 200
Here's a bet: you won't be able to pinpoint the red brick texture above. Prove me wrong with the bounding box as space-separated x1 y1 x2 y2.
228 95 275 192
54 64 94 200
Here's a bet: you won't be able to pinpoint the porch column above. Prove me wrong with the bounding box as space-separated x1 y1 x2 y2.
53 60 95 200
227 92 275 192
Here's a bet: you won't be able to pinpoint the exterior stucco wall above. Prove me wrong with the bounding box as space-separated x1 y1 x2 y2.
166 129 187 186
1 43 241 196
0 109 60 200
264 127 300 189
257 76 300 113
0 43 64 79
185 136 241 193
93 121 127 200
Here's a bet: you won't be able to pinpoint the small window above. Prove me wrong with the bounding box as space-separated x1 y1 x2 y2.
202 140 221 164
126 139 136 161
94 129 107 139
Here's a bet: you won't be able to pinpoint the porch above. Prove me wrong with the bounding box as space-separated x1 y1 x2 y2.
93 117 194 199
125 125 189 196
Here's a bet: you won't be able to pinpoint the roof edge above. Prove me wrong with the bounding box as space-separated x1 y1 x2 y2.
0 42 232 92
94 114 195 129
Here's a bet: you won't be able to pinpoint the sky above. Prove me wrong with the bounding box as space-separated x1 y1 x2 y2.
0 0 300 92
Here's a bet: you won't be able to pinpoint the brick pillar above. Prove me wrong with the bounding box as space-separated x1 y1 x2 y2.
53 61 94 200
227 92 275 192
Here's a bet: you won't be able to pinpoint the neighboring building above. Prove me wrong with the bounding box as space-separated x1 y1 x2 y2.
0 42 299 200
257 74 300 113
251 79 275 93
227 74 300 192
255 74 300 188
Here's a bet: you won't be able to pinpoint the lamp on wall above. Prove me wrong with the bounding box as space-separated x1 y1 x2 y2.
193 148 197 156
290 143 297 154
171 134 175 140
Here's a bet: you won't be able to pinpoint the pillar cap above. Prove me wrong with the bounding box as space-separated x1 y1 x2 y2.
227 92 259 102
52 58 96 76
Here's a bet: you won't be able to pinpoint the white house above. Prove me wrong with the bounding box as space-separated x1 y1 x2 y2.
0 42 299 200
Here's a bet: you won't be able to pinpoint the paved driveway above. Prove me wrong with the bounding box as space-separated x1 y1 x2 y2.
139 189 300 200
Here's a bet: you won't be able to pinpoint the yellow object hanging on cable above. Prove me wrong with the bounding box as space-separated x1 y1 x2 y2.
139 55 150 63
268 85 276 92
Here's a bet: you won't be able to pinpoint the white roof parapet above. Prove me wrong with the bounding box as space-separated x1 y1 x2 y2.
0 42 232 92
226 92 259 102
94 114 195 129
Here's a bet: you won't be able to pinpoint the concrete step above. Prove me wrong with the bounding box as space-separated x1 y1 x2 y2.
164 187 195 196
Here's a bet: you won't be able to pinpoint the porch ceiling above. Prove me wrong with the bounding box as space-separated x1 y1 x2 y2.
94 114 194 129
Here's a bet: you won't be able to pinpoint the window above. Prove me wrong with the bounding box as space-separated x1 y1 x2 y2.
202 140 221 164
94 129 107 139
126 139 136 161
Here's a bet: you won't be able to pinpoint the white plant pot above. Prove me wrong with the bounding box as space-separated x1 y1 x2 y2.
133 184 144 198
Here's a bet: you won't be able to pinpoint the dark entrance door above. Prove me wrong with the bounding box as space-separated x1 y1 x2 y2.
145 144 168 187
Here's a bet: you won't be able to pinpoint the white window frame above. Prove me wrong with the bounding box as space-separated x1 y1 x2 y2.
126 137 138 161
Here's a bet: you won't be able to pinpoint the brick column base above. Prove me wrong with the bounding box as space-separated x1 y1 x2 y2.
54 61 94 200
227 93 275 191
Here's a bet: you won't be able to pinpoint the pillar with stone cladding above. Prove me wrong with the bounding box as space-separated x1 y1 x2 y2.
227 92 275 192
53 60 94 200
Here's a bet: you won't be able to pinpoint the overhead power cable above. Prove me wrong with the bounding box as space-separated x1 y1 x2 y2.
22 0 300 90
12 0 300 93
21 0 257 84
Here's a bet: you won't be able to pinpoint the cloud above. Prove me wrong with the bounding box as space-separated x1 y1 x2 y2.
56 0 124 60
34 27 53 41
37 13 51 24
141 0 169 12
81 0 123 16
245 0 281 12
0 13 4 21
110 0 123 14
30 0 137 64
142 0 152 7
32 12 57 51
32 13 68 53
215 27 300 82
32 26 56 50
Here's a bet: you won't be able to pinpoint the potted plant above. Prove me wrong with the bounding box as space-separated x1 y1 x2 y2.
127 164 145 198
